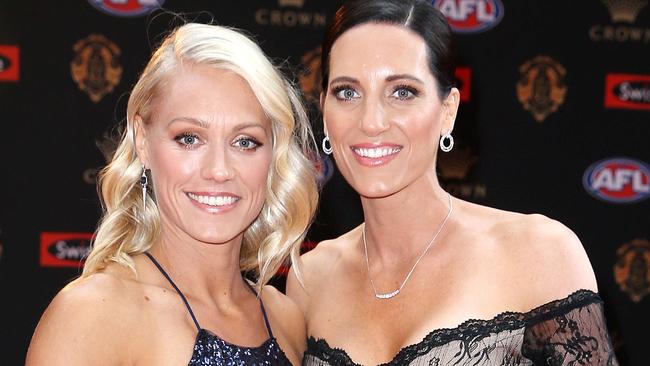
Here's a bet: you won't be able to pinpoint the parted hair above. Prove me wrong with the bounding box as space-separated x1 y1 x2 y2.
82 23 318 288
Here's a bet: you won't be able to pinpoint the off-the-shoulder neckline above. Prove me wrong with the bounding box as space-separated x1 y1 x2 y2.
306 289 602 366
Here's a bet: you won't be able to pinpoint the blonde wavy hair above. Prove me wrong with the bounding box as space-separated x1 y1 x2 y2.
82 23 318 287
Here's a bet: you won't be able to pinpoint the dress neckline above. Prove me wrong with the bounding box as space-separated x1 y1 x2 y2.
306 289 602 366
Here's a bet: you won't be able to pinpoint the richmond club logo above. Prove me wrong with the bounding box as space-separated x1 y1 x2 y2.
433 0 504 34
88 0 165 17
583 157 650 204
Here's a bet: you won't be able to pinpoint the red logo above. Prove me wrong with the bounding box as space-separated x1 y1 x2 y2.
583 158 650 204
0 45 19 82
40 232 93 268
88 0 165 17
455 67 472 102
433 0 504 34
605 73 650 111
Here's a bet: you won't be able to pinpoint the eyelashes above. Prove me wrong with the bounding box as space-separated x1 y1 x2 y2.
173 133 263 151
330 83 421 101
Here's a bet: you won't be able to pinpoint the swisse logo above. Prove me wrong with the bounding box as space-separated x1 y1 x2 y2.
583 158 650 204
605 74 650 111
433 0 504 34
88 0 165 17
40 232 93 268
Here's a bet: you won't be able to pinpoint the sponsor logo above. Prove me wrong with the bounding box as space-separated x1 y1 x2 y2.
88 0 165 17
438 146 487 200
40 232 93 268
71 34 122 103
314 154 334 187
516 55 567 122
455 67 472 102
605 73 650 110
83 133 118 185
255 0 327 27
614 238 650 302
583 157 650 203
590 0 650 43
299 46 322 106
0 45 20 82
433 0 504 34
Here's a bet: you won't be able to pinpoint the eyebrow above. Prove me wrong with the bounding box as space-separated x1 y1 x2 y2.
329 74 425 87
167 117 267 132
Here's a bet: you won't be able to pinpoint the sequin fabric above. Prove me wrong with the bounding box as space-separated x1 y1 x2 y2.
189 329 291 366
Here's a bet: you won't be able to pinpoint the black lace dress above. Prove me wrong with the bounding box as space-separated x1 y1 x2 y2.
304 290 618 366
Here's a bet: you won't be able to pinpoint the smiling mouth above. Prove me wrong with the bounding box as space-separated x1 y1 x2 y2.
351 146 402 158
187 193 240 207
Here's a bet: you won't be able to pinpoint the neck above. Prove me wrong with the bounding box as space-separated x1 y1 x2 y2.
148 224 248 303
360 171 452 264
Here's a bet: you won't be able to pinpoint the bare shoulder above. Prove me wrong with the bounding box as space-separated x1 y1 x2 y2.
471 204 598 306
260 285 306 365
26 264 143 365
286 226 360 309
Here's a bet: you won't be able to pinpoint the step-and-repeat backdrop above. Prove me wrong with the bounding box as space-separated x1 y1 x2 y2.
0 1 648 364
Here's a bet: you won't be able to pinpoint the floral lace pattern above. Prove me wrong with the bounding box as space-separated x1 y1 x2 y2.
304 290 618 366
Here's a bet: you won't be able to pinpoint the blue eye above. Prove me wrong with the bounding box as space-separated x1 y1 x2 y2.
175 133 200 148
333 86 360 101
392 86 418 100
234 137 261 151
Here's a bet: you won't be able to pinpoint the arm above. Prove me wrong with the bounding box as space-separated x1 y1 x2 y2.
522 294 618 366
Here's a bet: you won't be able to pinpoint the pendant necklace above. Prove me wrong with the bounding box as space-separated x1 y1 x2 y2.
362 193 453 300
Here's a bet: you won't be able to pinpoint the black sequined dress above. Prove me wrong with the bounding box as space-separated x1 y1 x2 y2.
145 253 292 366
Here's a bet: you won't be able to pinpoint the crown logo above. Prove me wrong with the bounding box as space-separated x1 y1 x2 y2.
602 0 648 23
279 0 305 7
438 147 478 180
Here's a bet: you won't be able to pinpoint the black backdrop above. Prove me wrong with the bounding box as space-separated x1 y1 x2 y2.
0 1 649 365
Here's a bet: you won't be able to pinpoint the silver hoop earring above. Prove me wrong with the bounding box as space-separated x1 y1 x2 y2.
440 133 454 152
322 135 333 155
140 165 148 210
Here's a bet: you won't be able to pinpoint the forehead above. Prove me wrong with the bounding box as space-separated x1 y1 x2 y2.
329 23 433 83
152 64 268 126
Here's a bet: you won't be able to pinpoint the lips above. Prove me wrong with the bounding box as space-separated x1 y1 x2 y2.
350 143 402 167
187 192 240 207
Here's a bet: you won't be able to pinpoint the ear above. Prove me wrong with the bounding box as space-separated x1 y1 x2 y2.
133 115 149 167
440 87 460 136
320 92 328 136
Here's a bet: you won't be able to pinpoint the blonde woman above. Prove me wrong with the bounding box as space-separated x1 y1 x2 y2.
26 23 317 365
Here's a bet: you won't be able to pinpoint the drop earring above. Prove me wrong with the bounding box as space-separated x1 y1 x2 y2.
140 165 148 210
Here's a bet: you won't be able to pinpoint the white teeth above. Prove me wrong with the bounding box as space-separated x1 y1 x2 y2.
353 146 401 158
187 193 238 207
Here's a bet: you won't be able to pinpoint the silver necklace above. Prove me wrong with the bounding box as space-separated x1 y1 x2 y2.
362 193 453 300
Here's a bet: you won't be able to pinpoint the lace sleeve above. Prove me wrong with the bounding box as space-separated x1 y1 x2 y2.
522 296 618 366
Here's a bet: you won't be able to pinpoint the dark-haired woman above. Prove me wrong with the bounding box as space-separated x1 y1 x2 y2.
287 0 618 365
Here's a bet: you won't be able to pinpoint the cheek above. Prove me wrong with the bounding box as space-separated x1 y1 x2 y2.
148 146 197 189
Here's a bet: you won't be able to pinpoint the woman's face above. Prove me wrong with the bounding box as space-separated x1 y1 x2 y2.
323 23 458 198
136 64 272 246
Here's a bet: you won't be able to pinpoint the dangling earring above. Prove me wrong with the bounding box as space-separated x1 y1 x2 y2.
140 165 148 210
322 135 333 155
440 133 454 152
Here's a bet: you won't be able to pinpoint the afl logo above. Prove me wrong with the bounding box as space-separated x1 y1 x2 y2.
583 158 650 204
88 0 165 17
433 0 504 34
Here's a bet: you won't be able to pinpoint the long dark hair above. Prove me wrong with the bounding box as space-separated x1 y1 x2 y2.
321 0 455 99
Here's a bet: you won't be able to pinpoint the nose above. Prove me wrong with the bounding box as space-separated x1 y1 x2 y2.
359 97 389 136
201 143 235 182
